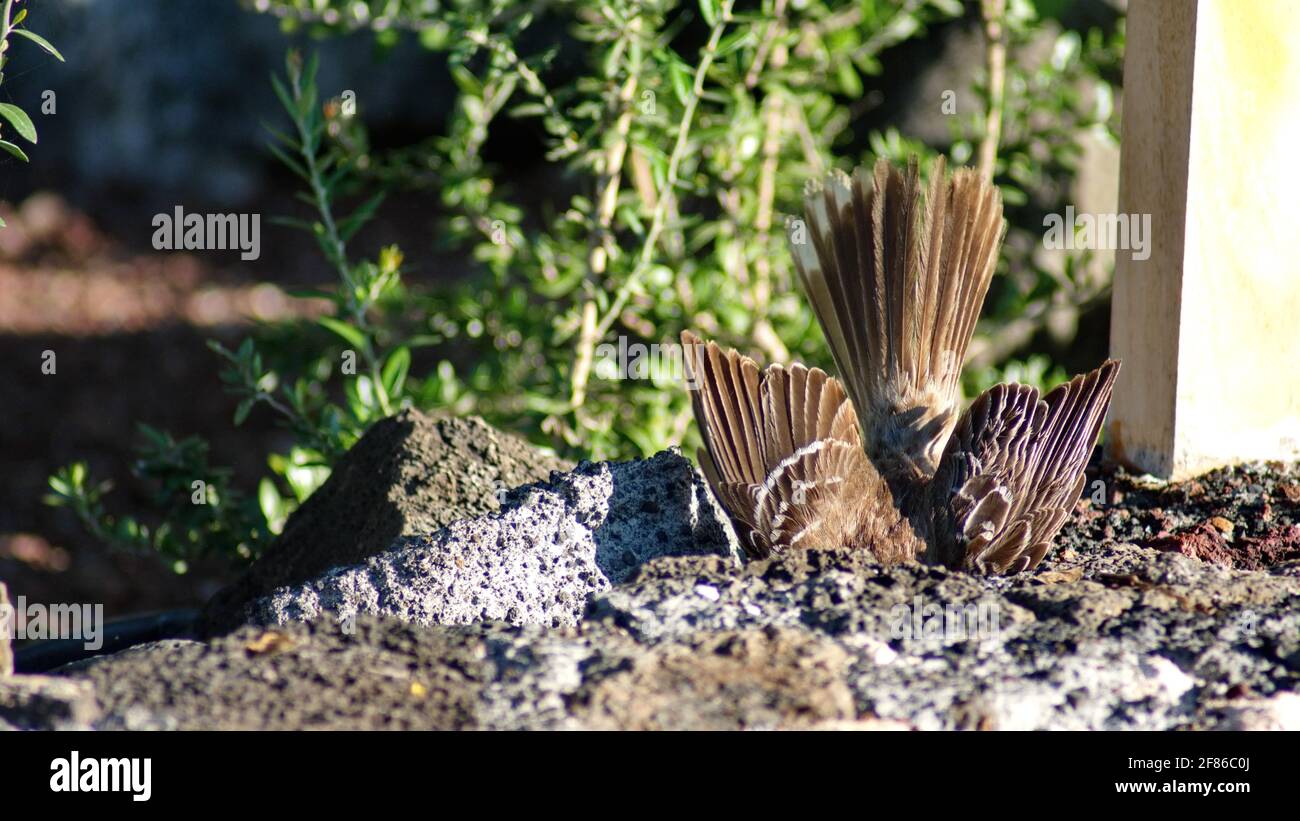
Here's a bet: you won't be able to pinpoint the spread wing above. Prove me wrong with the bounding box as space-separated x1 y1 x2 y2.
927 360 1120 574
682 331 880 557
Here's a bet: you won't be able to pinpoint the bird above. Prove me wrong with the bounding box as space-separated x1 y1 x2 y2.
681 155 1119 575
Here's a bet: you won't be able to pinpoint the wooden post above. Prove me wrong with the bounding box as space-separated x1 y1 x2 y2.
1107 0 1300 478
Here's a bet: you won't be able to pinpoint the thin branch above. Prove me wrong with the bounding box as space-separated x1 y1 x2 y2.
745 0 788 89
751 92 790 364
284 56 390 414
464 26 582 157
978 0 1007 181
570 17 644 411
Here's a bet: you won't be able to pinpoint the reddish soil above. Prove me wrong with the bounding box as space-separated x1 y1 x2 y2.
1069 459 1300 573
1146 522 1300 571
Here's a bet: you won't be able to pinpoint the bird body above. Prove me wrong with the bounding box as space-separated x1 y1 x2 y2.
683 156 1119 575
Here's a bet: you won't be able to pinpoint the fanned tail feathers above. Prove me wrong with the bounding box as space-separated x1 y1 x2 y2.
789 156 1004 482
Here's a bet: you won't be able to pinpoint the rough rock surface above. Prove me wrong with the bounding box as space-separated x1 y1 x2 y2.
22 459 1300 730
246 450 741 629
201 411 572 635
0 675 99 730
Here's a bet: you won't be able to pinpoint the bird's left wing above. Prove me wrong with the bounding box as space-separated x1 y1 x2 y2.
927 360 1120 574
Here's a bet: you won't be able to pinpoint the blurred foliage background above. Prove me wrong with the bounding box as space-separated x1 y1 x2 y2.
46 0 1126 570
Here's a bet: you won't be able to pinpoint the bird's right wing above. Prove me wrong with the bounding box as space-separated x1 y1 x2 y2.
682 331 878 557
927 361 1120 574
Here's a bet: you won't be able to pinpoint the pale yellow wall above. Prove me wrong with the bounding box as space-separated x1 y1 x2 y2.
1176 0 1300 474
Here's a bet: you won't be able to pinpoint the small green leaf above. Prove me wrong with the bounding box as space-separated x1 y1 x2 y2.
667 60 691 106
836 61 862 97
449 64 482 97
404 334 444 348
270 73 296 118
0 139 30 162
347 375 378 419
381 346 411 398
13 29 65 62
258 478 283 532
509 102 548 119
0 104 36 143
266 141 308 180
234 397 255 426
337 192 386 243
698 0 718 27
283 287 333 300
715 29 754 57
317 316 368 351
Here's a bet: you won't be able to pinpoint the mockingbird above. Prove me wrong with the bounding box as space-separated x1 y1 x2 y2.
683 156 1118 575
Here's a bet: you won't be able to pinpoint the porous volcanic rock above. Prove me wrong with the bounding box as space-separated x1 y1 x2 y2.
201 411 572 635
0 674 99 730
245 449 742 630
58 540 1300 730
25 459 1300 730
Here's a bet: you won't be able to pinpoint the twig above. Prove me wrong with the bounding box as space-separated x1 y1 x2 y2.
0 2 15 71
978 0 1007 182
751 92 790 364
787 89 825 173
595 0 735 338
285 56 390 414
745 0 788 89
570 17 644 411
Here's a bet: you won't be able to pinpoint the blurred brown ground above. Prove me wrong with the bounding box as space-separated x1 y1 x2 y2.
0 193 327 618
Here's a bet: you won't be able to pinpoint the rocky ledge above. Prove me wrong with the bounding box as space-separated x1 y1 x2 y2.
4 413 1299 730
